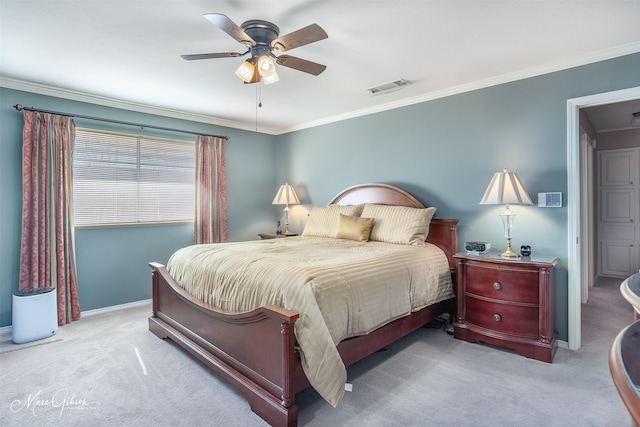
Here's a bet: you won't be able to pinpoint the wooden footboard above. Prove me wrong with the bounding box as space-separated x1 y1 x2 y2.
149 183 458 426
149 262 301 426
149 262 453 426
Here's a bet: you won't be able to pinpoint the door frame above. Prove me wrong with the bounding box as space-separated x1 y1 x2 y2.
566 86 640 350
579 131 595 304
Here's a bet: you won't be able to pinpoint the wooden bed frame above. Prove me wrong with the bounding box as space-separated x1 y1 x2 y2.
148 183 459 426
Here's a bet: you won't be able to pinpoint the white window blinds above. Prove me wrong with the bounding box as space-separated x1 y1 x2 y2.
73 129 195 226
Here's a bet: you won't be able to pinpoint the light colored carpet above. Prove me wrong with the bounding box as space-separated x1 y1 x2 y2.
0 276 634 426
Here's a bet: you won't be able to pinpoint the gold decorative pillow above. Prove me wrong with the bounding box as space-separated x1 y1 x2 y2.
360 204 437 246
335 214 375 242
302 204 365 238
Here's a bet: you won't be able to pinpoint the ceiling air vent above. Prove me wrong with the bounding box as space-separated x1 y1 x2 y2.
367 79 410 96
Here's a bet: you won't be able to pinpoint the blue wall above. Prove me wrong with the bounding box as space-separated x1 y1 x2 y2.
276 53 640 341
0 88 277 326
2 53 640 338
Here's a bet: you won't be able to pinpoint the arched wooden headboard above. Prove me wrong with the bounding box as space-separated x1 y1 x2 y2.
329 183 459 275
329 183 424 207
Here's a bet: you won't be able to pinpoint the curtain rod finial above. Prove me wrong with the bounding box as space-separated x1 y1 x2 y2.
14 104 24 111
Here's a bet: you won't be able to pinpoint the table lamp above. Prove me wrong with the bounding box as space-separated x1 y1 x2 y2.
479 168 533 258
272 182 300 235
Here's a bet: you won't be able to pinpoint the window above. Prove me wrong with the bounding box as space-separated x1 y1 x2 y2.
73 129 195 226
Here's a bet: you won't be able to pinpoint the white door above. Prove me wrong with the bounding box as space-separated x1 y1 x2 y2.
597 149 640 278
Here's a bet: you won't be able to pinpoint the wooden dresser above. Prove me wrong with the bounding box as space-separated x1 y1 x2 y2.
453 252 559 363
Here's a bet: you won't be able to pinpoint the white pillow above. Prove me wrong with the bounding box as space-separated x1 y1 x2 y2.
302 204 364 238
360 204 437 246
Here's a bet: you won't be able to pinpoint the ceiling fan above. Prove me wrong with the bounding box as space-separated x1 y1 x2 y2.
182 13 328 85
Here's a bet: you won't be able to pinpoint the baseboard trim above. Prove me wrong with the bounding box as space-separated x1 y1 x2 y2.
558 339 569 349
0 299 152 334
80 299 152 318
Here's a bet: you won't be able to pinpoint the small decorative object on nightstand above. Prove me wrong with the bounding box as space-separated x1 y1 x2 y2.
453 252 559 363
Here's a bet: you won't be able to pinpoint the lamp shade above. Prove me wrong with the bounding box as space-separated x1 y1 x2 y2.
479 168 533 206
261 69 280 85
272 183 300 206
257 55 277 77
235 60 255 83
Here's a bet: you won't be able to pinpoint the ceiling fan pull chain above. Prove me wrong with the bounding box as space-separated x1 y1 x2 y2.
255 84 259 132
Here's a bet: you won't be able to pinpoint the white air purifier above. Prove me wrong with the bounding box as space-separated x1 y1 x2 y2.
12 287 58 344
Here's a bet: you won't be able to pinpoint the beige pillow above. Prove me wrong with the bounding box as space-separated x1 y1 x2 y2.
302 204 365 238
335 214 375 242
360 204 437 246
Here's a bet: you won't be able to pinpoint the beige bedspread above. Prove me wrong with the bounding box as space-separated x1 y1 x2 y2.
166 236 453 407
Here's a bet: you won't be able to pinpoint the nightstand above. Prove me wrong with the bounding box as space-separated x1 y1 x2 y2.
453 252 559 363
258 233 298 240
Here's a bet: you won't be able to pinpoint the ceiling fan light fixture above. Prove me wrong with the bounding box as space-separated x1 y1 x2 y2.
261 70 280 85
631 112 640 127
183 14 328 84
235 60 255 83
257 55 277 77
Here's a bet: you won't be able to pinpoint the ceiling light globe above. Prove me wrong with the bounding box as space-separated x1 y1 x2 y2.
262 71 280 85
235 61 255 83
257 55 276 77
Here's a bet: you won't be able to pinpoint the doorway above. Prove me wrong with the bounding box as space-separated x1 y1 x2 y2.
567 86 640 350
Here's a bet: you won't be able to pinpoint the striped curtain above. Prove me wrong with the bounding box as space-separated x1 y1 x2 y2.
194 136 228 244
19 111 80 325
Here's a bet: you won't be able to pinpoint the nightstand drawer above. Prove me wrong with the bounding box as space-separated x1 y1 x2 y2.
465 261 539 304
465 296 539 339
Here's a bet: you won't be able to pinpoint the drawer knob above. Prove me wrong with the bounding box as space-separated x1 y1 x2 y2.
493 282 501 290
493 314 502 322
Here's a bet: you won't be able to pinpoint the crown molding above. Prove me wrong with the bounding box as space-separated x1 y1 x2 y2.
276 42 640 134
3 42 639 136
0 77 281 135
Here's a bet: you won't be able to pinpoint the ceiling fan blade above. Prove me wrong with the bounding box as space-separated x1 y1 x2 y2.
181 52 243 61
204 13 256 47
276 55 326 76
271 24 328 52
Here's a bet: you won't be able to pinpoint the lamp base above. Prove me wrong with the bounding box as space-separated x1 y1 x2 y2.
500 238 521 259
500 248 521 259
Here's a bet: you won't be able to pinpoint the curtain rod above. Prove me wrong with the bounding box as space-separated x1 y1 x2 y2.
13 104 229 140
